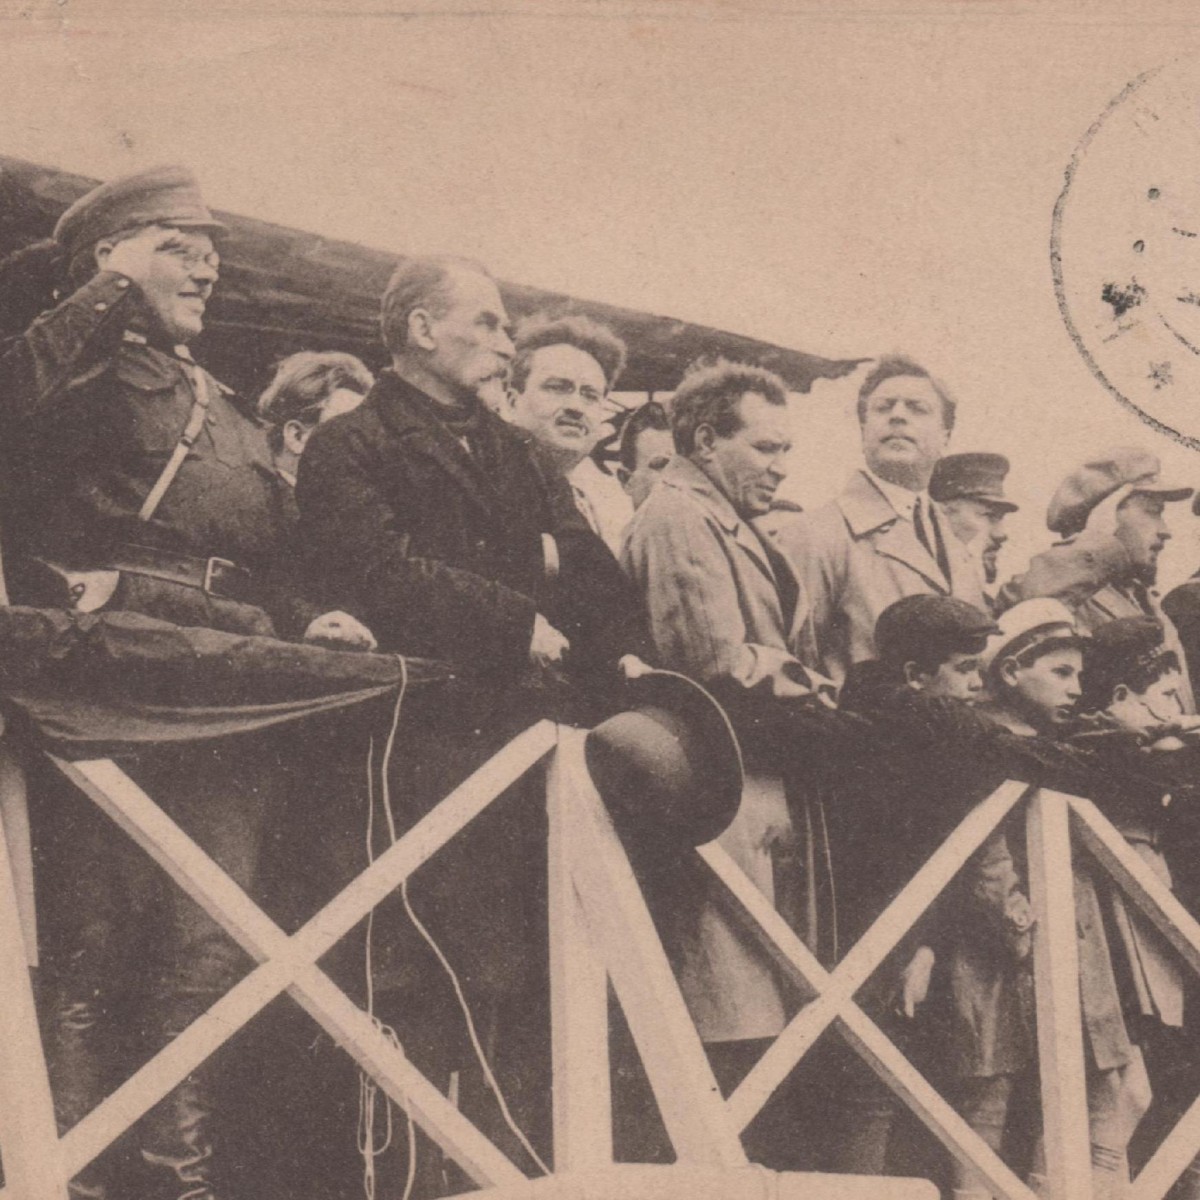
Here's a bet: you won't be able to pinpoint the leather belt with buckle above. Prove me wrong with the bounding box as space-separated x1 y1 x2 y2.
109 543 253 603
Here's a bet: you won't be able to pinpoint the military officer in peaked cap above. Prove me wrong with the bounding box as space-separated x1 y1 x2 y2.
929 451 1019 613
0 166 371 1200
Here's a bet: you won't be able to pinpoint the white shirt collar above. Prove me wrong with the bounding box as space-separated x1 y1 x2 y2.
864 467 930 523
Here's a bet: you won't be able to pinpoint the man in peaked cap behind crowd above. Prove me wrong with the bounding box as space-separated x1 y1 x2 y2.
1000 446 1195 710
929 451 1020 614
0 166 373 1200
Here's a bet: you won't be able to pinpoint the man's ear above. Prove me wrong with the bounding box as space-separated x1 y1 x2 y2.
93 239 116 270
616 465 631 487
694 423 717 460
282 419 312 457
408 307 437 352
902 660 927 690
1112 683 1130 706
999 657 1020 689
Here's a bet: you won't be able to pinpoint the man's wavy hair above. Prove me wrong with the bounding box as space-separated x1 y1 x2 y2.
257 351 375 451
380 254 493 354
856 354 957 432
510 312 627 394
670 359 789 457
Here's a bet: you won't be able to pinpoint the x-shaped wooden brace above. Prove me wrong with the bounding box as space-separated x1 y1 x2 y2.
0 720 561 1198
702 778 1044 1200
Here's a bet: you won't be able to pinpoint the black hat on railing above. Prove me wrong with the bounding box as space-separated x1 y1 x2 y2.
585 669 743 848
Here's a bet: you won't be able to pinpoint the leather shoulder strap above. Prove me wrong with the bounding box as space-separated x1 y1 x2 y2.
137 363 211 522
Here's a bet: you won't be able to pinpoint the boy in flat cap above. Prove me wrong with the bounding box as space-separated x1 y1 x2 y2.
929 452 1019 613
1000 447 1195 709
0 166 371 1200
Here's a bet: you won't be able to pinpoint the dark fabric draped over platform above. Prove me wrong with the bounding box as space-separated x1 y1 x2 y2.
0 607 443 758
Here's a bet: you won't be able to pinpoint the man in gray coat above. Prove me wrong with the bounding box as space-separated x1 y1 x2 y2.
769 355 984 688
622 359 838 1165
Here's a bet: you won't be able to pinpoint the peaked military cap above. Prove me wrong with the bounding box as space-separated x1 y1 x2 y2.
929 452 1019 512
1046 447 1193 536
53 165 224 261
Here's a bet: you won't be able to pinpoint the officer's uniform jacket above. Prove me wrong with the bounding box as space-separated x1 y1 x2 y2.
0 271 306 635
770 469 986 689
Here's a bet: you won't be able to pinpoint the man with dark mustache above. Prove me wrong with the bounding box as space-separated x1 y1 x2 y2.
770 355 984 688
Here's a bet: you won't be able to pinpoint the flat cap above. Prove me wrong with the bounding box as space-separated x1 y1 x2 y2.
1079 616 1178 712
929 452 1019 513
1047 447 1193 536
875 594 998 665
53 165 224 260
982 598 1083 672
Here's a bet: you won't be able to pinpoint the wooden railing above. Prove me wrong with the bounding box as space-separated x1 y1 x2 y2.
2 721 1199 1198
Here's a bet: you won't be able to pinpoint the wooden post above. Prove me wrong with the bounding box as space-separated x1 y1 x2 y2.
560 729 747 1167
547 730 613 1171
1070 796 1200 1200
1026 790 1092 1200
0 785 68 1200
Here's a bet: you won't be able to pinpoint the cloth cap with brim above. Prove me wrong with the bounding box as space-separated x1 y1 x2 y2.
875 594 998 666
584 669 744 849
53 165 225 261
981 598 1085 673
1047 447 1193 536
928 452 1019 513
1079 616 1178 712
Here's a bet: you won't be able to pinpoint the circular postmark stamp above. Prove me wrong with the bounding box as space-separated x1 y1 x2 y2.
1054 59 1200 452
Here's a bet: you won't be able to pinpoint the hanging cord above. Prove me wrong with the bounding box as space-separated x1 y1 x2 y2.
376 659 551 1178
357 664 417 1200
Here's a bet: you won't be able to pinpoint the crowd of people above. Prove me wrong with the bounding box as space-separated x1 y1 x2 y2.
5 165 1200 1200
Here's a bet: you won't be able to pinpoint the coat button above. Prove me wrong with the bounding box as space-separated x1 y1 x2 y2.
115 277 130 289
94 302 107 312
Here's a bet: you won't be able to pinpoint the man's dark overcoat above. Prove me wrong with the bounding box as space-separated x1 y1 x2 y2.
294 368 647 1011
296 368 640 688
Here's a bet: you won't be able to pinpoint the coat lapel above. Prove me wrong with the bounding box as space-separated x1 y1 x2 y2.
838 470 949 592
374 372 507 521
666 459 778 588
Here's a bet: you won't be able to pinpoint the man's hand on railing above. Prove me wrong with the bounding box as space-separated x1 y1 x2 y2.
303 611 378 651
897 944 936 1019
530 613 570 670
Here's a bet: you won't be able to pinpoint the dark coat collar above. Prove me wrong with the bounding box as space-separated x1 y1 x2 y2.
371 369 527 520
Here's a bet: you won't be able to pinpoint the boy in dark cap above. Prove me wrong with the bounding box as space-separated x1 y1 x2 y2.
0 166 372 1200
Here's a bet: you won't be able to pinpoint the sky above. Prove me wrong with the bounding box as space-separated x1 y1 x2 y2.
5 0 1200 586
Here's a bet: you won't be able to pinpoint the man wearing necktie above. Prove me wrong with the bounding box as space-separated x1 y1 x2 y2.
769 354 984 689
